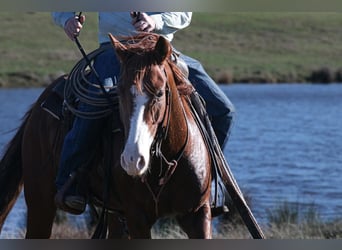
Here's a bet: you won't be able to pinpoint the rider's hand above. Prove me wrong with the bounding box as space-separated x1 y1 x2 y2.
131 12 156 33
64 15 86 41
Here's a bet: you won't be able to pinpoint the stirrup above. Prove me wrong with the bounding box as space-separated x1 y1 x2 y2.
55 192 86 215
54 173 87 215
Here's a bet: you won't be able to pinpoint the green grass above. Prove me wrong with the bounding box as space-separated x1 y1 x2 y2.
0 12 98 87
173 12 342 82
50 201 342 239
2 12 342 87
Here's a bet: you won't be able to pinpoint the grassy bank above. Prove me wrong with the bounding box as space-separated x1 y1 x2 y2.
51 218 342 239
1 12 342 87
50 201 342 239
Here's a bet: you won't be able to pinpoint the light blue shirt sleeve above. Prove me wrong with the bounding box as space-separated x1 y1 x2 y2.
150 12 192 34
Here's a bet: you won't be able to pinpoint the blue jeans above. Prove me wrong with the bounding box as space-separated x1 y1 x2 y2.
179 53 235 148
56 46 235 190
55 47 120 190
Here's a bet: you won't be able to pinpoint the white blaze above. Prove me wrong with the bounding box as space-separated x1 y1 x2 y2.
120 86 154 176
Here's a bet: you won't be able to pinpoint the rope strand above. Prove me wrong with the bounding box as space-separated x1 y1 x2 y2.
63 45 119 119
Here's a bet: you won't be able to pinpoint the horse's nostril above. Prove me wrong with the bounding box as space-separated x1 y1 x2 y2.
137 156 146 170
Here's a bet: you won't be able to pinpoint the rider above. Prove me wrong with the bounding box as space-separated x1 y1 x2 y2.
51 12 235 214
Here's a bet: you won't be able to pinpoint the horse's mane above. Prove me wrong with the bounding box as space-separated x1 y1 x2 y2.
118 33 193 96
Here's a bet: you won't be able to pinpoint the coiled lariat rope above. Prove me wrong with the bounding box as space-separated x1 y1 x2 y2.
63 44 119 119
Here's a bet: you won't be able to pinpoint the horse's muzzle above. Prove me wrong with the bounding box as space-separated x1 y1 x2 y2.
120 152 148 176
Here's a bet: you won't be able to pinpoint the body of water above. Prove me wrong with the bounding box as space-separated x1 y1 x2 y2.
222 83 341 223
0 84 341 235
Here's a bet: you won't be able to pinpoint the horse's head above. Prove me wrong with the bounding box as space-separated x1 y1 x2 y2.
109 33 172 177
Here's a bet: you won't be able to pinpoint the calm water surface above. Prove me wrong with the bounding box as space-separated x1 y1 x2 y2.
0 84 341 225
222 84 342 222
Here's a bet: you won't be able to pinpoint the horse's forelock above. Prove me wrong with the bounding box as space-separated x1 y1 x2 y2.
123 33 160 54
119 64 145 95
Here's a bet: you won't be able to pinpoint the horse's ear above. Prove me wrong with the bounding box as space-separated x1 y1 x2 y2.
108 33 127 62
155 36 171 64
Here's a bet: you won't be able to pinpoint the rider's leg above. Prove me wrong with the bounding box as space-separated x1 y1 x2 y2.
179 54 235 150
54 89 108 214
55 102 105 192
55 46 121 214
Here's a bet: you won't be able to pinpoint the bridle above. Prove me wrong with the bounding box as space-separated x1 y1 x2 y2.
140 63 190 217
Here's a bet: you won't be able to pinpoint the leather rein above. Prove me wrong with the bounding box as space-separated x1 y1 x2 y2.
141 65 189 217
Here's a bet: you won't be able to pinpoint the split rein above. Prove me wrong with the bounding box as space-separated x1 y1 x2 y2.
142 66 190 217
143 65 189 182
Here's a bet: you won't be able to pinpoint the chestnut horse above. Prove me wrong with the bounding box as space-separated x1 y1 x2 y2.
109 33 212 238
0 33 212 238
